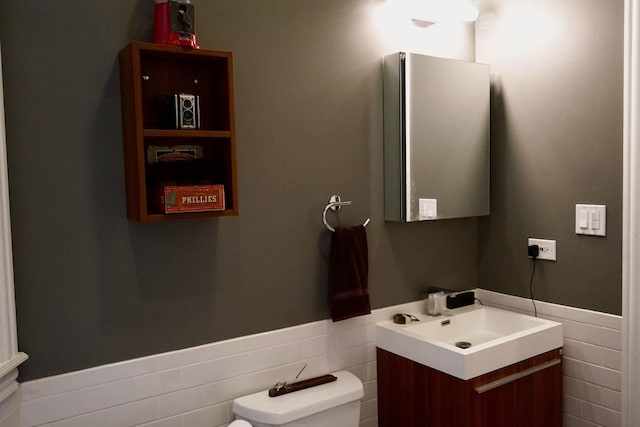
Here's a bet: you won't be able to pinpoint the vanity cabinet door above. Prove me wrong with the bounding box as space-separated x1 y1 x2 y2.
377 347 472 427
470 350 563 427
377 348 562 427
376 347 419 426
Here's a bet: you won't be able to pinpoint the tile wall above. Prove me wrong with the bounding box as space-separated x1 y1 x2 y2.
11 290 623 427
16 301 424 427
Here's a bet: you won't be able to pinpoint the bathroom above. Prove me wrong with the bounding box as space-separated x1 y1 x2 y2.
0 0 629 426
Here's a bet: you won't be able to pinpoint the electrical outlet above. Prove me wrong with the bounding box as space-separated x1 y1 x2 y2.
528 238 557 261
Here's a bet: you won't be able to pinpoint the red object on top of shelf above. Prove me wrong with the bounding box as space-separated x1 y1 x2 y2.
153 0 199 49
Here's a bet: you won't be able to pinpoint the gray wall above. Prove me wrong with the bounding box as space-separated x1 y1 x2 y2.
476 0 624 314
0 1 480 380
0 0 624 382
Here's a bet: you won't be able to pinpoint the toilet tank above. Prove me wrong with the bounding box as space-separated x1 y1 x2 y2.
232 370 364 427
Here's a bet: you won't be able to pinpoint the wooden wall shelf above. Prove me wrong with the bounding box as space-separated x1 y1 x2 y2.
119 41 238 222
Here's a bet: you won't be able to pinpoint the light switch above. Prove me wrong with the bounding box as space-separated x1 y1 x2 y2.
591 211 600 230
419 198 437 220
578 209 588 229
575 204 606 236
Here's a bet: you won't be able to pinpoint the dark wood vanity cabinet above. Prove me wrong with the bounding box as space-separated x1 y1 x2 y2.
377 347 562 427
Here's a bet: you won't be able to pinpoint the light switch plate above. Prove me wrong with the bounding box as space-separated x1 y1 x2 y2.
575 204 606 236
419 198 437 220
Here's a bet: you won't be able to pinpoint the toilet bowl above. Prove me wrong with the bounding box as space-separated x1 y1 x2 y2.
231 370 364 427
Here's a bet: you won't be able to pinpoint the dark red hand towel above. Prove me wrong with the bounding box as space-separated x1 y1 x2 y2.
329 225 371 321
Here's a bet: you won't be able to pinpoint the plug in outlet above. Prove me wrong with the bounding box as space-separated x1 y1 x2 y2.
527 238 557 261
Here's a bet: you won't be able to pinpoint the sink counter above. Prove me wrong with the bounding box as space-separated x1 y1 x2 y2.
376 304 563 380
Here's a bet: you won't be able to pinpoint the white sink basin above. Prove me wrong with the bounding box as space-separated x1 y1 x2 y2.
376 304 563 380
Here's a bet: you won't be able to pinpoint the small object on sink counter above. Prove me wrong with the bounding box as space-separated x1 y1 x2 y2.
426 291 447 316
393 313 420 324
446 291 475 309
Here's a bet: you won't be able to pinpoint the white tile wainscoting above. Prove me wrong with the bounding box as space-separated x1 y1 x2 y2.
16 300 420 427
11 290 621 427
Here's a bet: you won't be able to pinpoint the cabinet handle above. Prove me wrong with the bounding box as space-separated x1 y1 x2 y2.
474 358 561 394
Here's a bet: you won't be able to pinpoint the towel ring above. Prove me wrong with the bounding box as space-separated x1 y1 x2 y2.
322 195 371 232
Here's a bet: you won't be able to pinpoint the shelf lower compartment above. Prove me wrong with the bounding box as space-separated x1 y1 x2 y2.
143 140 235 218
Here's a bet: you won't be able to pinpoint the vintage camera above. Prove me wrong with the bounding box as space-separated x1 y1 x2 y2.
171 93 200 129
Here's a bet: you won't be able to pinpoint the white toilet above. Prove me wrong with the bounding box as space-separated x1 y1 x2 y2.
230 370 364 427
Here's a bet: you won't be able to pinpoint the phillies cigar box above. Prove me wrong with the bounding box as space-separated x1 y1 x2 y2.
164 185 225 213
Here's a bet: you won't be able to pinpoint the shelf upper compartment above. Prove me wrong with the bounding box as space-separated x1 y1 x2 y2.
133 42 232 132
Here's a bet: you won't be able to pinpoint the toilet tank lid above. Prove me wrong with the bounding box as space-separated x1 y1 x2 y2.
232 370 364 425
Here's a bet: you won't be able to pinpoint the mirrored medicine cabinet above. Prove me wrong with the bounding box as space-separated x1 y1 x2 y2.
383 52 490 222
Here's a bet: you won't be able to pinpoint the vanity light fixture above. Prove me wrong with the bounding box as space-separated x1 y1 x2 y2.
389 0 479 24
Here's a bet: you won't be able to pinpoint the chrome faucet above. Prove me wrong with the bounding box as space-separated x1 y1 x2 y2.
422 287 452 316
422 287 477 315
